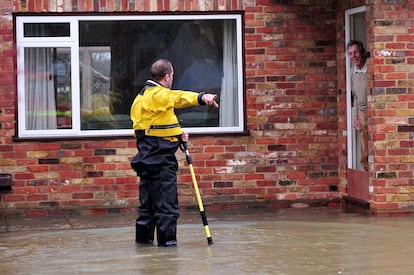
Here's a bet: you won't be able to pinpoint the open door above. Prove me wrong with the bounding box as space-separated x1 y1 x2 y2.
345 6 370 206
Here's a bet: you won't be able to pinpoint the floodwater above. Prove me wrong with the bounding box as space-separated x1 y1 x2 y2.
1 208 414 274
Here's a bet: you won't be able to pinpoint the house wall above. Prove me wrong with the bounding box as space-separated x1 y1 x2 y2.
367 0 414 215
0 0 366 217
336 0 414 216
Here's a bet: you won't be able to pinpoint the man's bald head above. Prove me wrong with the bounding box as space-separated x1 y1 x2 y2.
151 59 173 82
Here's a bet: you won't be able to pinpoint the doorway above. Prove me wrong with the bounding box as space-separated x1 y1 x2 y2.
345 6 370 204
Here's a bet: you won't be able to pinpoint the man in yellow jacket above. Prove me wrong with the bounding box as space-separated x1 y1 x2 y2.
130 59 219 247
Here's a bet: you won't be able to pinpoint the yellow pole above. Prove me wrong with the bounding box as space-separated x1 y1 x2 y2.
182 142 213 245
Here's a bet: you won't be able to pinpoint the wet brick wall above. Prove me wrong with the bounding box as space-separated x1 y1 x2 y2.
336 0 414 216
366 0 414 215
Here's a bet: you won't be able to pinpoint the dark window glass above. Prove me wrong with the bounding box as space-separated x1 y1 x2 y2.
24 23 70 37
16 15 242 138
79 20 237 130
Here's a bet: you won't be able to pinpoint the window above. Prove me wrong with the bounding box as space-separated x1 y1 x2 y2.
15 13 244 138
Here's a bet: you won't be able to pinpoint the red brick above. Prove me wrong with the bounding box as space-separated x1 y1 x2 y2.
60 172 83 178
2 195 26 202
117 191 138 198
73 193 94 199
245 173 264 180
115 177 137 184
96 163 116 170
93 177 115 185
205 146 225 153
73 150 94 156
27 166 49 172
27 194 48 201
14 173 35 180
58 186 82 193
257 180 276 186
76 200 99 207
83 185 103 192
103 185 119 191
371 202 400 210
124 184 138 191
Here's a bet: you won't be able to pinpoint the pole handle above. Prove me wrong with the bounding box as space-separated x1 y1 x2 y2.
180 141 192 165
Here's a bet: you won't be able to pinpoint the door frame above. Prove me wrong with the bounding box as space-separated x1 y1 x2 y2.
344 6 370 205
345 5 366 169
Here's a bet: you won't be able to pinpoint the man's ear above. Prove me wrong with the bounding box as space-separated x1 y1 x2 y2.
164 73 170 83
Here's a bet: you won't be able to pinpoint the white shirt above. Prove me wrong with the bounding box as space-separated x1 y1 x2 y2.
354 62 367 74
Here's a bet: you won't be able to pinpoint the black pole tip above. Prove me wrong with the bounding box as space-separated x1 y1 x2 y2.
207 237 214 245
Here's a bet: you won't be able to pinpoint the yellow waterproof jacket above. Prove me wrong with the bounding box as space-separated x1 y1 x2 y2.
130 80 204 140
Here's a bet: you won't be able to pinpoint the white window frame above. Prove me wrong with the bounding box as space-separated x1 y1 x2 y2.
15 13 245 139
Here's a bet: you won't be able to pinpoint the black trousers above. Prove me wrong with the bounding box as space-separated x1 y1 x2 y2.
131 136 180 246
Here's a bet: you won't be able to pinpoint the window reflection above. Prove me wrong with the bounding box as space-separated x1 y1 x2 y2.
24 23 70 37
24 47 71 130
79 19 238 129
17 14 243 138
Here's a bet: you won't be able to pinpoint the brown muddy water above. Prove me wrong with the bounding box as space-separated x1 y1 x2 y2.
1 208 414 274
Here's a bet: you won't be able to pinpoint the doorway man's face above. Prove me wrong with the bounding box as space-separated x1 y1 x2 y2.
347 44 364 68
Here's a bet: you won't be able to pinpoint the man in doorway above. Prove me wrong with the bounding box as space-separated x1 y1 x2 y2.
130 59 219 247
347 40 369 171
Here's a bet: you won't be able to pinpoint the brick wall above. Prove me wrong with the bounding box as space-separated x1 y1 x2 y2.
1 0 340 216
367 0 414 215
336 0 414 216
335 2 349 199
